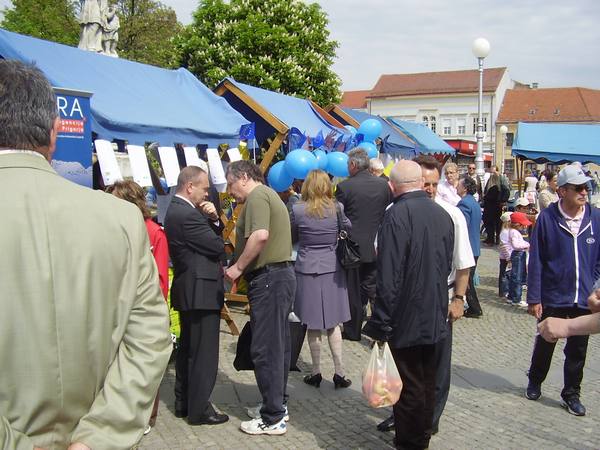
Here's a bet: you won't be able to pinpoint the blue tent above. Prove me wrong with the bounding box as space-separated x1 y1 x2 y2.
512 122 600 164
341 108 416 157
216 78 347 147
0 28 249 146
387 118 455 155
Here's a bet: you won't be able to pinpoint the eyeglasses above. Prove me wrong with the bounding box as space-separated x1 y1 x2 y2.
468 166 476 170
565 183 588 193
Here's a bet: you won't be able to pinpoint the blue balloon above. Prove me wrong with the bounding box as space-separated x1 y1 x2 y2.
313 149 328 170
344 125 357 135
358 141 379 159
326 151 349 177
284 149 318 180
267 160 294 192
358 119 382 141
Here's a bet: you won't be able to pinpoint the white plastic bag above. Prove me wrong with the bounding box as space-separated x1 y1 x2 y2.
362 342 403 408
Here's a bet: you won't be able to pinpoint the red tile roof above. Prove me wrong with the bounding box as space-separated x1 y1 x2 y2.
368 67 507 98
497 88 600 123
341 90 369 109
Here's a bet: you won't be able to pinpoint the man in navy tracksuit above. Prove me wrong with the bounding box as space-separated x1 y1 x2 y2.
525 165 600 416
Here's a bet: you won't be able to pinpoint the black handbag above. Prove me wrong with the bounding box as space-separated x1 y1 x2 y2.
335 204 361 269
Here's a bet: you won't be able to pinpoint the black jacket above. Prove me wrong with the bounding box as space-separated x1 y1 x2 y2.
363 191 454 348
164 196 225 311
335 170 393 263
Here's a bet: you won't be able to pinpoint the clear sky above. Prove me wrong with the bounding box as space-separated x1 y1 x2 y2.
2 0 599 91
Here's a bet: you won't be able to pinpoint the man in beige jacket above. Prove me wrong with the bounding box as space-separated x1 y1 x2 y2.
0 60 172 449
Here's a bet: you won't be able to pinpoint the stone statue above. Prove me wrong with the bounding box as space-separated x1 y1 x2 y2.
78 0 107 52
78 0 120 58
101 6 119 57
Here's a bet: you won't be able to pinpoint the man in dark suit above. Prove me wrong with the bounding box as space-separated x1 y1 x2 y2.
336 148 393 340
164 166 228 426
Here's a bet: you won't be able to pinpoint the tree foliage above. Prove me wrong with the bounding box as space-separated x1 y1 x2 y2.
1 0 80 46
174 0 341 106
113 0 181 68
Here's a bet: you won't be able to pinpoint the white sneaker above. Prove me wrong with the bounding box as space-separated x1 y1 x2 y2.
143 425 152 435
247 403 289 421
240 417 287 435
517 300 528 308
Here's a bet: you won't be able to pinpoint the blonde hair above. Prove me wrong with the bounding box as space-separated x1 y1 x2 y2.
106 180 151 219
301 169 335 218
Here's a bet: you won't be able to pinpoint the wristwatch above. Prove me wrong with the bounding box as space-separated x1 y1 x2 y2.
453 294 466 302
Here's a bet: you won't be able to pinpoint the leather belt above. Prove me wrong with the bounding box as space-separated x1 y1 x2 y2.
246 261 292 283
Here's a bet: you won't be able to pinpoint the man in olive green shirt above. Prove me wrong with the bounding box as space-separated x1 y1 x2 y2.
225 161 295 436
0 60 171 450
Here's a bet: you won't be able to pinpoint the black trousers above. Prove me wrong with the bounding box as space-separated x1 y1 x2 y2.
175 309 221 421
466 257 482 314
432 322 452 431
343 261 377 341
391 344 437 450
528 305 590 399
248 265 295 424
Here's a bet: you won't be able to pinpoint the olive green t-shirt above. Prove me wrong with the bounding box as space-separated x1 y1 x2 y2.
235 184 292 273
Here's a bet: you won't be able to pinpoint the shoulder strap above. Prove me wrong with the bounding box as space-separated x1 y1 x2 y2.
335 202 343 234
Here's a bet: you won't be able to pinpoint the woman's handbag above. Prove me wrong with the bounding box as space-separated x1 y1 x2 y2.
335 204 361 269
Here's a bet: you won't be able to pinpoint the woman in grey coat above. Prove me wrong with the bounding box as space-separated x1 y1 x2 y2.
291 169 352 389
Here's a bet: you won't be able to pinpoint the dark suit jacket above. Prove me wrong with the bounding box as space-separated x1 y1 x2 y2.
164 196 225 311
335 170 392 263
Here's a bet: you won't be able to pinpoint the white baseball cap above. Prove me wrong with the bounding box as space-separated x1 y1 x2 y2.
515 197 530 207
557 165 591 187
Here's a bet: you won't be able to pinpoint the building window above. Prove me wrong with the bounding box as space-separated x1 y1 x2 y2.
456 118 466 135
504 159 514 180
472 116 487 134
442 119 452 135
422 116 429 125
430 116 436 133
506 132 514 146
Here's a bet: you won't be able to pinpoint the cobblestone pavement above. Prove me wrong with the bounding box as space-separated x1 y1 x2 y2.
139 246 600 449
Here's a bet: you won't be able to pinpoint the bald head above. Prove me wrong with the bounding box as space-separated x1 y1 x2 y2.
389 160 423 196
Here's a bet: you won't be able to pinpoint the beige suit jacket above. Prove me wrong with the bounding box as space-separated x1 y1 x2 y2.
0 153 172 450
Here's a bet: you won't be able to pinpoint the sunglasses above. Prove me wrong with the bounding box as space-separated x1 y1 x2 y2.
565 184 588 193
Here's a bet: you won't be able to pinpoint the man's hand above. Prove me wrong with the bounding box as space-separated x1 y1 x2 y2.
588 289 600 313
528 303 542 320
225 264 243 283
538 317 568 343
198 201 219 221
67 443 91 450
448 299 464 323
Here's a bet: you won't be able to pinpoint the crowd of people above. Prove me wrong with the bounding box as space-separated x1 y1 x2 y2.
3 59 600 450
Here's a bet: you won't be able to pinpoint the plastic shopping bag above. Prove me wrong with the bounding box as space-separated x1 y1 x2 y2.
362 342 403 408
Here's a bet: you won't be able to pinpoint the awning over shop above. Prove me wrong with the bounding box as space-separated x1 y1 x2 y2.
512 122 600 164
0 28 249 146
387 118 455 155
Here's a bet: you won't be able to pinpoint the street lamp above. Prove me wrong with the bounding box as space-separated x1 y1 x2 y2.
472 37 490 181
499 124 508 176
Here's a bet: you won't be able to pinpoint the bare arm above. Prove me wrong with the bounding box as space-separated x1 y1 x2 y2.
225 229 269 281
448 267 469 322
538 313 600 342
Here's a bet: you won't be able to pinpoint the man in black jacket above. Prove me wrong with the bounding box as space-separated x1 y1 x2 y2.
164 166 228 426
364 160 454 450
336 148 392 340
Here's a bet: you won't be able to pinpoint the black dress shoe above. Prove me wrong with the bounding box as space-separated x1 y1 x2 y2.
174 409 188 418
303 373 322 387
464 310 483 318
376 414 394 432
188 413 229 426
333 373 352 389
525 381 541 400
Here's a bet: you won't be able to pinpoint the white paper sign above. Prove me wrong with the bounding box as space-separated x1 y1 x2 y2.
94 139 123 186
227 148 242 162
158 146 181 187
206 148 227 190
126 145 152 187
183 146 208 172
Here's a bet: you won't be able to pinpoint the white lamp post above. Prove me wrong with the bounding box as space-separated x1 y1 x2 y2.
472 37 490 181
499 124 508 176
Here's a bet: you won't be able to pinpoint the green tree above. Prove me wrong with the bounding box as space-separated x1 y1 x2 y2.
114 0 181 68
174 0 341 106
1 0 79 46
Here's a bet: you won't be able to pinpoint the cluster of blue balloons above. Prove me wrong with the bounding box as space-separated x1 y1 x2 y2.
267 118 383 192
268 149 351 192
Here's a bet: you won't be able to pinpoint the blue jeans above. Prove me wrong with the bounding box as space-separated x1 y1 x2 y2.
498 259 509 297
508 251 526 303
